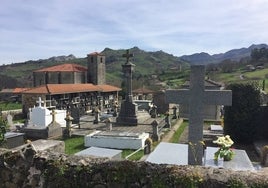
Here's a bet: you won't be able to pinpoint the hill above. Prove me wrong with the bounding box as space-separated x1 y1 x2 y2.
0 47 188 89
180 44 268 65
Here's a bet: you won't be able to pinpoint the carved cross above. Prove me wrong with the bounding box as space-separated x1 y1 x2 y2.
166 65 232 165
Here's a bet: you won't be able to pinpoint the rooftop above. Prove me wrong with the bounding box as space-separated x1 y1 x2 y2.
34 63 87 72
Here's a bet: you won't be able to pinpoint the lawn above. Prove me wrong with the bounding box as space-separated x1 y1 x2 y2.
63 136 86 155
62 136 144 161
0 102 22 111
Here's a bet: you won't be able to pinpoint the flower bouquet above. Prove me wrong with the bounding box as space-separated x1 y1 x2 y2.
213 135 234 161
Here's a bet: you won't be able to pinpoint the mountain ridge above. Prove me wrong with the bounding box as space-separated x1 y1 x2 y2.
180 43 268 64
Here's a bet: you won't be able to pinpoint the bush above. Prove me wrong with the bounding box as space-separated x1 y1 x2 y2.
224 82 261 144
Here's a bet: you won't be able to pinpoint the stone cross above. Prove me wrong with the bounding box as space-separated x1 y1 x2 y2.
50 109 57 123
166 65 232 165
122 49 134 64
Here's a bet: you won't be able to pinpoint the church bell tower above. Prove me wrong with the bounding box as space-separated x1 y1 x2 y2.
87 52 106 85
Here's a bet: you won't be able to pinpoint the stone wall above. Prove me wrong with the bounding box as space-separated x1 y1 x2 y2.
1 144 268 188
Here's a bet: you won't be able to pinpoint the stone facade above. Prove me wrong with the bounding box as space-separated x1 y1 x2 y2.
87 52 106 85
33 65 87 87
1 145 268 188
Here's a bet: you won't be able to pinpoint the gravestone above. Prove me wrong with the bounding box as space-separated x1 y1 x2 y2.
166 65 232 165
7 114 14 130
116 50 138 126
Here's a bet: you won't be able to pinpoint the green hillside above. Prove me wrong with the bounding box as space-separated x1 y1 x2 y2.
0 47 189 90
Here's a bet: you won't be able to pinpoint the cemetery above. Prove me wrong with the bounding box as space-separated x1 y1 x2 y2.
1 50 268 187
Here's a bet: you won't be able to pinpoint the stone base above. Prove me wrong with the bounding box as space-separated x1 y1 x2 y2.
22 124 62 139
116 101 138 126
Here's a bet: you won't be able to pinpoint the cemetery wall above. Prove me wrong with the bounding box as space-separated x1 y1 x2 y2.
1 144 268 188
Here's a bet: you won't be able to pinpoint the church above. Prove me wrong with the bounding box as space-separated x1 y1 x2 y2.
21 52 121 115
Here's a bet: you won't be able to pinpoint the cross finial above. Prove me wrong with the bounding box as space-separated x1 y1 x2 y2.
122 49 134 64
36 97 43 107
50 109 57 123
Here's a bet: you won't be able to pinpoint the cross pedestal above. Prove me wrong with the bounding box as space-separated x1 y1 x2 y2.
166 65 232 165
116 50 138 126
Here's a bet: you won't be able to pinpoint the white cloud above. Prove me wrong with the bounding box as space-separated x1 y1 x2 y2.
1 0 268 64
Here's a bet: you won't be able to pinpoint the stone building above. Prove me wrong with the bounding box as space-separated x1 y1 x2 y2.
33 64 87 87
20 52 120 115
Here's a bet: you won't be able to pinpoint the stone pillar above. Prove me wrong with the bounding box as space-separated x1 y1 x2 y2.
105 118 112 131
172 106 178 119
165 112 171 129
151 120 159 142
64 112 73 138
94 108 100 124
150 105 157 118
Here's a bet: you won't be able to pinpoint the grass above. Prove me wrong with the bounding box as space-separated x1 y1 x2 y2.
62 136 144 161
122 149 144 161
169 121 188 143
0 102 22 111
62 136 86 155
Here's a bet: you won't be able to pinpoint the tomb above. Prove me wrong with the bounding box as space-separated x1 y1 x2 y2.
146 142 255 171
85 131 149 150
4 132 25 149
28 97 66 127
75 146 122 160
23 103 63 139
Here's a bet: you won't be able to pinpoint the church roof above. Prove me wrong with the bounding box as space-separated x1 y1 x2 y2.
21 84 120 95
34 63 87 72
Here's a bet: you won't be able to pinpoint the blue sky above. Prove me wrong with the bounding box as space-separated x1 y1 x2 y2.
1 0 268 64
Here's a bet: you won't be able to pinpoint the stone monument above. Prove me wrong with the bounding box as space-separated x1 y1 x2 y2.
166 65 232 165
116 50 138 126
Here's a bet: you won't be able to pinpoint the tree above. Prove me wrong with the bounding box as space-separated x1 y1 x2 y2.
0 117 7 146
224 82 261 144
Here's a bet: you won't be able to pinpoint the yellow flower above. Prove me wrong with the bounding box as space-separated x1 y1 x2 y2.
213 135 234 148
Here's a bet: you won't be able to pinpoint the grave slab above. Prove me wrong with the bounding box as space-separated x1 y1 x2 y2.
75 147 122 160
4 132 25 149
15 139 65 153
146 142 254 171
85 131 149 150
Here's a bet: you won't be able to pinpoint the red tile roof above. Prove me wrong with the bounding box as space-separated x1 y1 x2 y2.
97 85 121 92
34 63 87 72
0 88 30 94
22 84 121 95
133 87 154 94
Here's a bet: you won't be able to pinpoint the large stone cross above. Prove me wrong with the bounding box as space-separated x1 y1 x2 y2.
122 49 134 64
166 65 232 165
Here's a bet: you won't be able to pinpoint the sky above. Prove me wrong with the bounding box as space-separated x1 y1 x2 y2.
1 0 268 65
